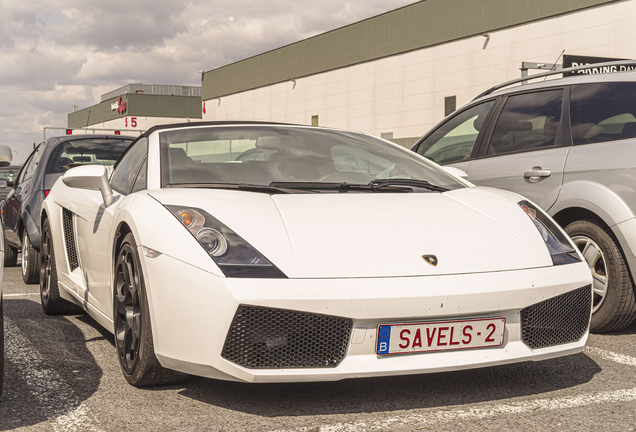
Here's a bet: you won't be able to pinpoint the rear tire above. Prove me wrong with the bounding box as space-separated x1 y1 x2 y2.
114 233 188 387
1 295 4 396
4 236 17 267
21 231 39 284
565 219 636 333
40 219 81 315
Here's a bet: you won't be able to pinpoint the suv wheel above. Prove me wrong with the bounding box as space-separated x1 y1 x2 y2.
21 232 39 284
565 219 636 333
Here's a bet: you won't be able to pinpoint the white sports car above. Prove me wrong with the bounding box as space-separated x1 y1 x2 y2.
40 122 593 387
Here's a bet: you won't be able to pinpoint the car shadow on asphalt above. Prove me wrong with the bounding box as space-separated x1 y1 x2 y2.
74 312 116 347
0 298 102 430
173 350 601 417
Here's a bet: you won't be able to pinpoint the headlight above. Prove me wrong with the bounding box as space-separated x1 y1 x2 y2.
518 200 581 265
166 205 287 278
196 228 228 256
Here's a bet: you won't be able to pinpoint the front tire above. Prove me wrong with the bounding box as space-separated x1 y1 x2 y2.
565 219 636 333
40 219 81 315
4 236 17 267
22 231 39 284
114 233 188 387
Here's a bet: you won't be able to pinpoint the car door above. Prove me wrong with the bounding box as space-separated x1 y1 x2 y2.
3 154 31 245
3 145 44 245
72 138 148 317
461 88 570 210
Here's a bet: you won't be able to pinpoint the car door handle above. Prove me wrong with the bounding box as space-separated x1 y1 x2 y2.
524 168 551 178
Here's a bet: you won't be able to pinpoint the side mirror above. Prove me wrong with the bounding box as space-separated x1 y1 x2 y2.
0 145 12 167
442 166 469 179
62 165 114 207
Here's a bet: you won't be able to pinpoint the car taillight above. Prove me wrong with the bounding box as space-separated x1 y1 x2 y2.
44 190 50 198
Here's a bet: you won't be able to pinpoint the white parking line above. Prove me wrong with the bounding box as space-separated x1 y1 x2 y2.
273 387 636 432
3 292 39 297
585 346 636 367
273 347 636 432
4 317 103 432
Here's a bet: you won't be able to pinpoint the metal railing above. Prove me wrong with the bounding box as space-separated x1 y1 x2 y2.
474 60 636 99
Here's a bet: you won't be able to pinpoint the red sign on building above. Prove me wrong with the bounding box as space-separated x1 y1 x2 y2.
117 97 126 116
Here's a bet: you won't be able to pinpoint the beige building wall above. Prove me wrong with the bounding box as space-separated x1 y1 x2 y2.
202 0 636 146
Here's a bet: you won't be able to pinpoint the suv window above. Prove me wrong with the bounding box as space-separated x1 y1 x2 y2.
23 144 44 181
486 89 563 156
417 100 495 164
110 138 148 194
570 82 636 145
16 151 36 186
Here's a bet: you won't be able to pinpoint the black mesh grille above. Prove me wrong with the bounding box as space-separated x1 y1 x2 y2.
521 285 591 349
62 208 79 271
222 305 353 369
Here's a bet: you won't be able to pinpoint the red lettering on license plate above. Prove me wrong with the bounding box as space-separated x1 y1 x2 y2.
376 317 505 355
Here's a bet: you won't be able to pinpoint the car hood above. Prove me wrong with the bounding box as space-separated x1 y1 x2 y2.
149 187 553 278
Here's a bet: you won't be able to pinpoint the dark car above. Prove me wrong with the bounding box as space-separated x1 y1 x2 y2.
0 165 21 203
2 135 135 283
0 145 13 396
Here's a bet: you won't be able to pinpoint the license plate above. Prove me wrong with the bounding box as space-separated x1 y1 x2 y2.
376 317 505 355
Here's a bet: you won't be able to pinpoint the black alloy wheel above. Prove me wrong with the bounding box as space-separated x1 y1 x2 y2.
114 233 188 386
114 239 142 375
40 219 80 315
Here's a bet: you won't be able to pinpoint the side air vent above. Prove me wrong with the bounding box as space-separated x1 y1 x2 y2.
521 285 591 349
62 208 79 271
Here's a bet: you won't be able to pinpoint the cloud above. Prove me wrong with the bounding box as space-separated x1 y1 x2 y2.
0 0 416 163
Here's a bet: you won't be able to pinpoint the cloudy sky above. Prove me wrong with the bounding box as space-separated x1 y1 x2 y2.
0 0 416 164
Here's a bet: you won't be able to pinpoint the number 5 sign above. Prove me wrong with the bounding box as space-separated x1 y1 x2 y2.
124 117 138 127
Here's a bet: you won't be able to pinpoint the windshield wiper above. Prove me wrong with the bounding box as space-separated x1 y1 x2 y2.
370 179 450 192
269 181 411 193
166 182 317 194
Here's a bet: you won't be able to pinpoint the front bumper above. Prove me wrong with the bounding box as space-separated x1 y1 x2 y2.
140 253 592 383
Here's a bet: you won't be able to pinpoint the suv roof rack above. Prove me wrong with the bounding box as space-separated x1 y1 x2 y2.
474 60 636 100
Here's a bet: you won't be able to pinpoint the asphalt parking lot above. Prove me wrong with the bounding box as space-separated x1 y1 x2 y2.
2 266 636 432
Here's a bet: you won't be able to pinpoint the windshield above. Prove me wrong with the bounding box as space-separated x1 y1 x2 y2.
159 126 464 191
45 138 134 174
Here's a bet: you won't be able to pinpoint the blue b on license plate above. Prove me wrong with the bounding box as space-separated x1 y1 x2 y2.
376 317 505 355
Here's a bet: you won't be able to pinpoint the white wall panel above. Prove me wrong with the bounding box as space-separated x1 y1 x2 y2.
203 0 636 144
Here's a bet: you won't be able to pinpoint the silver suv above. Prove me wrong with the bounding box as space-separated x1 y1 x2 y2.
413 62 636 333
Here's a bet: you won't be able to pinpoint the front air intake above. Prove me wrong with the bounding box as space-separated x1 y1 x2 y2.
521 285 591 349
222 305 353 369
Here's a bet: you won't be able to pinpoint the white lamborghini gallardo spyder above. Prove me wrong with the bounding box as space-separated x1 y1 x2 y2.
40 122 593 387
